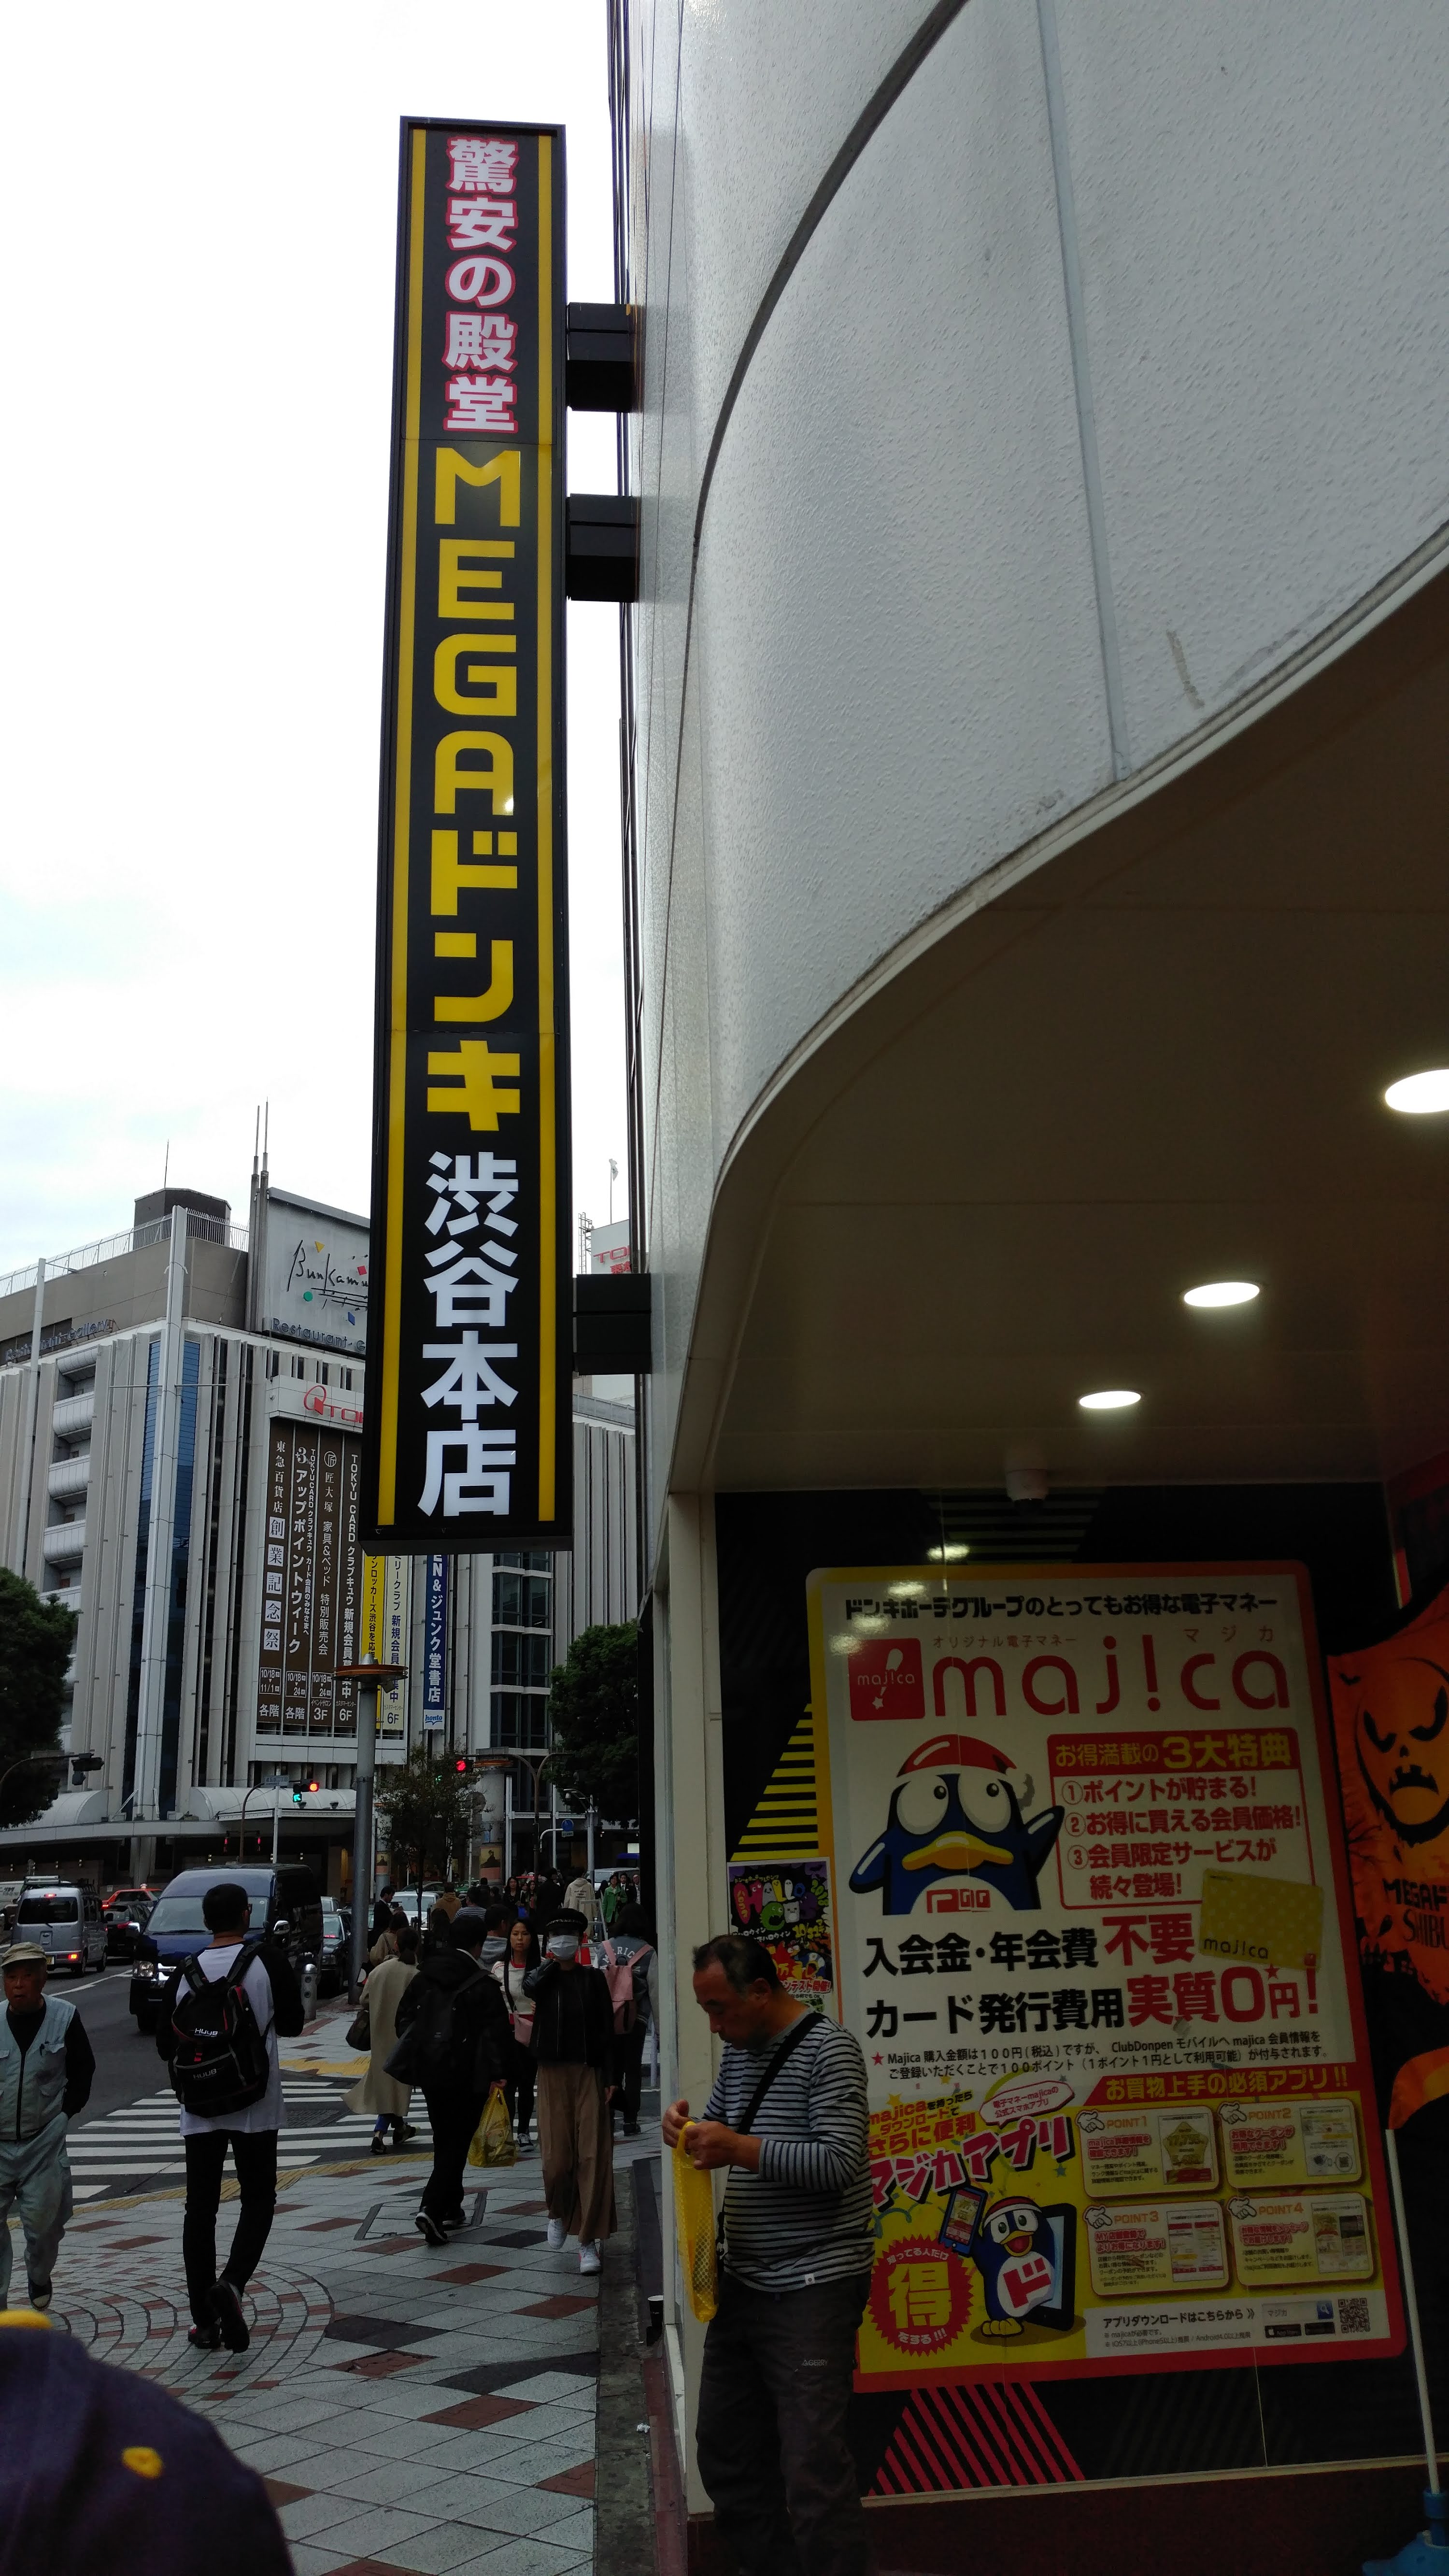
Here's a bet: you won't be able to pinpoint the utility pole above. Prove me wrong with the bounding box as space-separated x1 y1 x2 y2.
337 1655 408 1999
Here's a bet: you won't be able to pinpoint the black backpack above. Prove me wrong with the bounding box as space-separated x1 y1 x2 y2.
168 1950 271 2117
386 1966 496 2090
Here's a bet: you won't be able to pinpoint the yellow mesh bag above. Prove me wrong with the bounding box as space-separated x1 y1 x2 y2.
673 2124 719 2322
468 2082 518 2168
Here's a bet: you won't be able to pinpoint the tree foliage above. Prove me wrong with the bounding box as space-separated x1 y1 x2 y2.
543 1621 640 1820
374 1744 478 1884
0 1567 77 1827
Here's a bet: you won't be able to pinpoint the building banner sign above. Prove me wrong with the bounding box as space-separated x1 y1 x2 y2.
361 1551 411 1757
256 1423 362 1739
364 116 570 1555
423 1552 448 1730
805 1564 1401 2389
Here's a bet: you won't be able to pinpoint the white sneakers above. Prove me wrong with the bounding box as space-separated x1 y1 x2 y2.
546 2216 601 2269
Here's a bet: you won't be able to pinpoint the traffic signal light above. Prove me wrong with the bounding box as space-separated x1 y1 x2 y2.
292 1779 319 1807
454 1757 469 1776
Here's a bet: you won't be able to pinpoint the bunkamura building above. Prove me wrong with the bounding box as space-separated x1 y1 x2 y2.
609 5 1449 2571
0 1166 638 1895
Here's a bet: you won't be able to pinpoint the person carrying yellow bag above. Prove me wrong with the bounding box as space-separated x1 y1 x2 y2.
673 2123 719 2321
664 1934 872 2576
468 2082 518 2169
389 1909 510 2248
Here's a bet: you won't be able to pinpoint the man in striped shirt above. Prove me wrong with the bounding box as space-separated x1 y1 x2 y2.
663 1933 873 2576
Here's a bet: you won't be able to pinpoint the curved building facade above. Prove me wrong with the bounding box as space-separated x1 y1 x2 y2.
616 4 1449 2562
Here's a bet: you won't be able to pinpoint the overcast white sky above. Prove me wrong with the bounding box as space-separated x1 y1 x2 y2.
0 0 625 1276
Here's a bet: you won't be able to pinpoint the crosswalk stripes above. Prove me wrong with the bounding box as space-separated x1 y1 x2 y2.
65 2084 434 2198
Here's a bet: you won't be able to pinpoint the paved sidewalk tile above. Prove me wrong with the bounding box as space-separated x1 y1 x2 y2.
25 2007 658 2576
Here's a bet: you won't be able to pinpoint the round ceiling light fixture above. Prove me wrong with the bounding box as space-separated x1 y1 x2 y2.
1385 1069 1449 1115
1078 1388 1140 1411
1183 1280 1259 1309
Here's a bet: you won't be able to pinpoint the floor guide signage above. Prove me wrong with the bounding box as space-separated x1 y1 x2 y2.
802 1564 1403 2389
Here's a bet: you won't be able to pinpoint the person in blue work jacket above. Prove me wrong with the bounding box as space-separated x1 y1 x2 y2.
0 1938 95 2310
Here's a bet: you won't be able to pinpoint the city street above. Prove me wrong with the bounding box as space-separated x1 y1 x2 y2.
28 1994 663 2576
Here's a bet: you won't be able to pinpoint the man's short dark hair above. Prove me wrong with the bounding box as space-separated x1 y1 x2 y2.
693 1933 781 1992
202 1881 251 1934
483 1904 511 1934
451 1907 488 1950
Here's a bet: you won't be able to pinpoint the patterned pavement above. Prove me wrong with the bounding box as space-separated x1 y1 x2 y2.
21 2005 661 2573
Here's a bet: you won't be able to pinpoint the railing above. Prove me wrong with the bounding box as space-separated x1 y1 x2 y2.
0 1209 249 1303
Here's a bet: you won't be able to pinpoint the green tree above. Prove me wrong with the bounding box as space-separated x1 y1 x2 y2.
543 1621 639 1820
0 1567 77 1827
374 1744 478 1884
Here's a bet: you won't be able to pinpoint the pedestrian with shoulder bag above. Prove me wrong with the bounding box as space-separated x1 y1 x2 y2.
345 1923 420 2153
663 1934 873 2576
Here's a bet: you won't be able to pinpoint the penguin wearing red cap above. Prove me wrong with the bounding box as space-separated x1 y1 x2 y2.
849 1734 1064 1915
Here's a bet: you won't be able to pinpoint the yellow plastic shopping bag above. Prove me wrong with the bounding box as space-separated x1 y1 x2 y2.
673 2124 719 2322
468 2082 518 2169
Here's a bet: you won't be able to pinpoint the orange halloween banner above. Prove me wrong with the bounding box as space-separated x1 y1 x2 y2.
1329 1580 1449 2128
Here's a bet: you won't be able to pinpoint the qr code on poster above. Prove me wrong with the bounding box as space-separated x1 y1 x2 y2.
1337 2298 1371 2334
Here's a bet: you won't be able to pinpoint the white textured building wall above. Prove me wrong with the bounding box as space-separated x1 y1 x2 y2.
624 0 1449 1501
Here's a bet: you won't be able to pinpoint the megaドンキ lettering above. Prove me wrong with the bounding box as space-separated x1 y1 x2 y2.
435 731 513 813
435 447 521 527
434 636 517 714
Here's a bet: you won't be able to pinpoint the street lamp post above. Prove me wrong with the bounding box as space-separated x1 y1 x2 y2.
235 1771 289 1863
336 1657 408 2001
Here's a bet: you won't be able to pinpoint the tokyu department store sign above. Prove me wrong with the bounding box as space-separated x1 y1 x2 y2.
363 117 571 1553
805 1564 1402 2391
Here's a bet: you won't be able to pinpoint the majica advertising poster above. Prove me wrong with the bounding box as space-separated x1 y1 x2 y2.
804 1564 1401 2389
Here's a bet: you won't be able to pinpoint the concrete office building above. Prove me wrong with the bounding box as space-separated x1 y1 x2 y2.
0 1174 638 1892
612 4 1449 2567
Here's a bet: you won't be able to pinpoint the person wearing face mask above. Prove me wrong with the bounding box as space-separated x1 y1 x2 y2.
523 1909 616 2273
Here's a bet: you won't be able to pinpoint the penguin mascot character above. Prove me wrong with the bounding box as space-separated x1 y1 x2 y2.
970 2198 1060 2338
849 1734 1064 1915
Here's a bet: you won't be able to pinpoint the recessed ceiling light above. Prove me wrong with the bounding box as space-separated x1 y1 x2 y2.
927 1543 970 1562
1183 1281 1259 1309
1078 1388 1140 1411
1385 1069 1449 1115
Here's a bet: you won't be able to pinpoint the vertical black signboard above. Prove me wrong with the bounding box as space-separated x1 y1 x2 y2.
364 120 571 1552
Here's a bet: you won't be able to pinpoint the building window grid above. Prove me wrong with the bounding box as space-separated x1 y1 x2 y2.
490 1553 554 1754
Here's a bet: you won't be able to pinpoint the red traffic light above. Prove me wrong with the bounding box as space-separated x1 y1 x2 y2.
454 1757 469 1775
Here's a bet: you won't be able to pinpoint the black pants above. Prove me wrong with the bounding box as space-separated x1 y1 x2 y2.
696 2270 871 2576
182 2130 278 2328
508 2037 536 2133
420 2086 486 2220
613 2021 647 2125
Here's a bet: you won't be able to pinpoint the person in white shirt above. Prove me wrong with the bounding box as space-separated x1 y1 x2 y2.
492 1917 539 2146
156 1882 304 2352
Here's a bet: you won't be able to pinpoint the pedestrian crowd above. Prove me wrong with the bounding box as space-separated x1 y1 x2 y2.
0 1877 880 2576
355 1868 655 2268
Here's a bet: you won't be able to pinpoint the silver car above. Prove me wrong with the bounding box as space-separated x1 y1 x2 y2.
14 1880 107 1975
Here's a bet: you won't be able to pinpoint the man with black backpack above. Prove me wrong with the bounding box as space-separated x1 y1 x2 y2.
156 1881 305 2352
391 1907 511 2247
